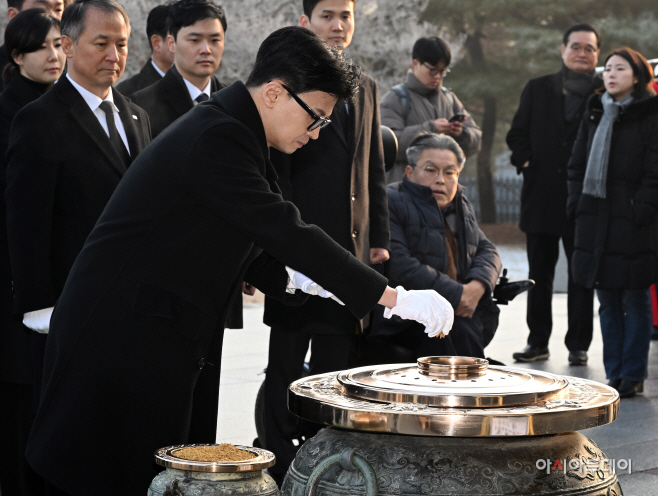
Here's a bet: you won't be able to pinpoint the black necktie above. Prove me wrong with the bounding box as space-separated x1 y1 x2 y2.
195 93 209 103
335 102 350 141
99 101 130 165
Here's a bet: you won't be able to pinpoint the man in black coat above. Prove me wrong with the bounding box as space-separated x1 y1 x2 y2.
24 26 452 496
5 0 150 411
0 0 63 90
506 23 601 365
131 0 226 138
261 0 389 484
115 4 174 96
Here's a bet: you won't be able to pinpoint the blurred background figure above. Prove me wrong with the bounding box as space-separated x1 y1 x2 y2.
371 133 501 360
116 3 174 96
380 36 481 183
131 0 225 138
0 9 64 496
507 23 601 366
567 47 658 399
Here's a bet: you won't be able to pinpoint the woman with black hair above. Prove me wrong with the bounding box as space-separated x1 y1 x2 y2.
0 8 64 496
568 47 658 399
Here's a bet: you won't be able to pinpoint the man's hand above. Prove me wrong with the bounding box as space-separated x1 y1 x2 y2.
523 160 530 168
383 286 454 337
456 280 486 318
432 118 452 134
242 282 256 296
449 121 463 137
285 266 344 305
370 248 390 264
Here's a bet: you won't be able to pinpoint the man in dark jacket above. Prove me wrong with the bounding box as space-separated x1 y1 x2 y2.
261 0 390 484
373 133 501 358
506 23 601 365
24 26 452 496
115 4 174 96
131 0 225 138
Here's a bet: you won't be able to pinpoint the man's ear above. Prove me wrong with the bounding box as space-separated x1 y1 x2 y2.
7 6 19 19
61 35 75 58
299 14 310 28
560 44 566 57
151 34 163 54
262 81 284 109
405 165 414 179
166 34 176 54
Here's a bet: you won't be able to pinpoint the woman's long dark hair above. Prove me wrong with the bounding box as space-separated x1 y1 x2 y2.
604 47 656 98
3 8 62 84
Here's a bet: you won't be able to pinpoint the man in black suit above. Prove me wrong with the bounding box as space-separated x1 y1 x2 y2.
261 0 390 484
115 4 174 96
506 23 601 365
0 0 63 89
23 26 452 496
131 0 225 138
5 0 151 428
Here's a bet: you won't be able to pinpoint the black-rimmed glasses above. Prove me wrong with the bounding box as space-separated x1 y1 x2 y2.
422 63 450 78
281 83 332 131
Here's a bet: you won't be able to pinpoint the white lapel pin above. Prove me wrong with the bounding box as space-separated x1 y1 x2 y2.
132 115 138 120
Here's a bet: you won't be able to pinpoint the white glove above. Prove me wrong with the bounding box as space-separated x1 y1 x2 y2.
285 266 344 305
383 287 454 337
23 307 54 334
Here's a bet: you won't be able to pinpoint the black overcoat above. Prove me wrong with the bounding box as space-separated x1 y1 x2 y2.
506 72 602 236
0 75 50 383
263 74 390 334
115 57 163 96
25 81 388 496
567 94 658 289
131 64 223 138
5 75 151 317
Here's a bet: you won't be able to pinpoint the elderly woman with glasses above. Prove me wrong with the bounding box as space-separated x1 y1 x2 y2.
372 133 502 359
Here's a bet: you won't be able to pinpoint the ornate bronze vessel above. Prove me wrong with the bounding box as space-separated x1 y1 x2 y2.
282 357 621 495
148 444 279 496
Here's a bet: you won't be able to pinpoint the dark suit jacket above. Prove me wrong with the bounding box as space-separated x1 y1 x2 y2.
115 57 163 96
0 45 8 92
131 64 223 138
506 71 602 236
0 74 50 384
264 74 390 335
5 75 151 316
25 81 388 496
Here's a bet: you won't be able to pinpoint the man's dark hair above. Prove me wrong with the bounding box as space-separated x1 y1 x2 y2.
146 3 170 50
302 0 354 18
7 0 26 10
563 23 601 49
167 0 227 41
604 47 656 98
246 26 360 102
3 8 60 83
412 36 451 67
61 0 130 43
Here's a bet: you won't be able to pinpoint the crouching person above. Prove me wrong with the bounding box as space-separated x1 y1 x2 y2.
372 133 502 358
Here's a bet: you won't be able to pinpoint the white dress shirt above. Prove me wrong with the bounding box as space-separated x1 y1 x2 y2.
151 59 166 77
183 77 212 105
66 73 131 154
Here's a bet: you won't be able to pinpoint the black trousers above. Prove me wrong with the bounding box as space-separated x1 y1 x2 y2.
0 382 44 496
262 327 354 481
525 231 594 351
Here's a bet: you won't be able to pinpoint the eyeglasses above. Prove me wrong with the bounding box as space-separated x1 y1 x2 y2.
281 83 332 132
422 63 450 78
412 164 459 179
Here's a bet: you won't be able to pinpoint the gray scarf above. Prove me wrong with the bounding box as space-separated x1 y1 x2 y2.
582 92 634 198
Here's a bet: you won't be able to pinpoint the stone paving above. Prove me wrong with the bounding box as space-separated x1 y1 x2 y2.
216 254 658 494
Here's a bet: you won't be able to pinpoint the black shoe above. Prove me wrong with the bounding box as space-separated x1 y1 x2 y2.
513 345 549 362
568 350 588 366
607 378 622 389
617 379 643 398
486 357 506 366
652 327 658 340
